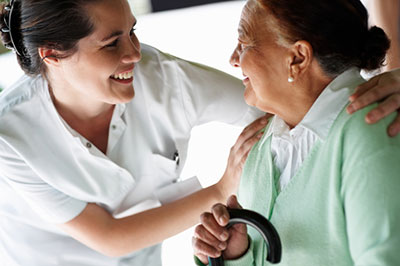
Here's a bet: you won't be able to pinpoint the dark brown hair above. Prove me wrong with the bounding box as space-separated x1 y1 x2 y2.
258 0 390 76
0 0 100 76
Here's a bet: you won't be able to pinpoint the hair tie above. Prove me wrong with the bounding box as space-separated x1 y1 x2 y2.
1 0 22 56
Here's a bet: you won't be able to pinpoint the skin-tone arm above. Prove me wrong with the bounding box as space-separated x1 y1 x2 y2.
59 115 270 257
369 0 400 71
347 68 400 137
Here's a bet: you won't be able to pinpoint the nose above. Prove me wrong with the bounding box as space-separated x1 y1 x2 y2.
229 44 240 68
122 35 141 64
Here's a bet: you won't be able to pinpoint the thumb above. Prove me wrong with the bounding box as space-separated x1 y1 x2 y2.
226 194 242 210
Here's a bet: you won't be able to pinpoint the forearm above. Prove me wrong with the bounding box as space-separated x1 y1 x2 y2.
372 0 400 70
61 182 227 257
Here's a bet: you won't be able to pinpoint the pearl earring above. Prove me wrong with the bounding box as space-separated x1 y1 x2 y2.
288 76 294 83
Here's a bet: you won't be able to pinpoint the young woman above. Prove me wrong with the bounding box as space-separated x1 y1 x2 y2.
0 0 399 265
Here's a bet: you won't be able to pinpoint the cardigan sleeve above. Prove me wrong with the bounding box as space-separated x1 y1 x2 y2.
341 109 400 266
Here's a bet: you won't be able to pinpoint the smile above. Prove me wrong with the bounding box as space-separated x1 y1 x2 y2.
111 69 134 80
110 69 134 84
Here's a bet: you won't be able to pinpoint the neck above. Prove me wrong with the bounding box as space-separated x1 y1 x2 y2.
47 75 115 154
277 65 332 129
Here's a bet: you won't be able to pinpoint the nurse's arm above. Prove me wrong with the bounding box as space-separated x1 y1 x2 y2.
58 115 268 257
59 188 223 257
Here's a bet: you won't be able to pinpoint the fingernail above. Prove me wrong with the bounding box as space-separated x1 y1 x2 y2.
219 214 228 225
367 113 375 123
347 105 354 114
218 242 227 250
220 231 229 241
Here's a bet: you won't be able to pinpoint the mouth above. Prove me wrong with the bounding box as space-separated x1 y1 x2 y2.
110 68 134 84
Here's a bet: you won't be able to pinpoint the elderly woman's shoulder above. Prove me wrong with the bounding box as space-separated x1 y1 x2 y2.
332 103 400 152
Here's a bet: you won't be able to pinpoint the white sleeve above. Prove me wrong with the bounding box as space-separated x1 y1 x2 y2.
175 58 264 127
0 139 87 224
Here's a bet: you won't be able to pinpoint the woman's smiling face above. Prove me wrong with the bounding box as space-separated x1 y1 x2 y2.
230 0 291 114
56 0 141 105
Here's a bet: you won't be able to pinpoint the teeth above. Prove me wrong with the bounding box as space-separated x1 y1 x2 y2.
112 70 133 80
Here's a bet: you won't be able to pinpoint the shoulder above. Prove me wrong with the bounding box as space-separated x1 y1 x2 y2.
0 75 46 119
329 103 400 166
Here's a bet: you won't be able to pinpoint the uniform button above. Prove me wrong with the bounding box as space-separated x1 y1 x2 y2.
111 125 117 130
86 142 92 148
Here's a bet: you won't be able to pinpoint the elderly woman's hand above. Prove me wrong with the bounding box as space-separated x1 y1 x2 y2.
347 68 400 137
192 195 249 264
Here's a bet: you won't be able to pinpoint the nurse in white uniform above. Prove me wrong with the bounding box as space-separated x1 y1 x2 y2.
0 0 399 265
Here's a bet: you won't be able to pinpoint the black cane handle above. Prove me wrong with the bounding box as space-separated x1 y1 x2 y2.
208 208 282 266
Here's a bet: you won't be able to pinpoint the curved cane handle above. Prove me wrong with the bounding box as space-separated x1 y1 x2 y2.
208 209 282 266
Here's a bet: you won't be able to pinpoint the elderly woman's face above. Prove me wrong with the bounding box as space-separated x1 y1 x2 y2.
230 0 291 113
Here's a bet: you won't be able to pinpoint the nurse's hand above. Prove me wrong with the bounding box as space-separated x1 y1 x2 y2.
217 114 270 199
193 195 248 264
347 68 400 137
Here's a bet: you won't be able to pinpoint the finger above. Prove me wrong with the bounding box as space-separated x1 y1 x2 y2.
364 95 400 124
226 195 247 234
226 195 242 209
233 115 269 148
388 112 400 137
233 131 264 167
195 253 209 265
350 75 379 101
192 236 221 260
194 224 227 251
230 222 248 235
348 84 400 114
211 203 231 227
200 210 229 242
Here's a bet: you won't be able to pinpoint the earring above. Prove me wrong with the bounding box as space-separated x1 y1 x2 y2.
288 76 294 83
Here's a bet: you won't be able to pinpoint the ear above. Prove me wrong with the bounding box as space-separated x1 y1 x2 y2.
286 40 313 82
38 47 61 67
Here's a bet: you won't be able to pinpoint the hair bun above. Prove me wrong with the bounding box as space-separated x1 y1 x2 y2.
359 26 390 70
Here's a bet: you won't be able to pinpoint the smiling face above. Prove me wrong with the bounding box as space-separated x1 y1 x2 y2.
230 0 291 114
54 0 141 105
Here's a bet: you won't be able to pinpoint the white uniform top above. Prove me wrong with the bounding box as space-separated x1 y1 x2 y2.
0 44 261 266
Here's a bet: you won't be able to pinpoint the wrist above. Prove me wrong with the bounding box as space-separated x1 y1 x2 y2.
215 171 237 201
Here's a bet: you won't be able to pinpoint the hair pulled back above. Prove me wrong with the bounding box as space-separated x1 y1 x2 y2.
258 0 390 76
0 0 99 76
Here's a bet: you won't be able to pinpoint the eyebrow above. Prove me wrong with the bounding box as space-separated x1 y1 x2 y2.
101 20 137 42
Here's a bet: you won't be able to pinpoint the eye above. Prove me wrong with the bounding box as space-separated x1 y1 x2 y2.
105 39 119 48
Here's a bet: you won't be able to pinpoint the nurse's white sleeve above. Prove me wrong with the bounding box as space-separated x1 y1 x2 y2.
175 59 264 127
0 139 87 224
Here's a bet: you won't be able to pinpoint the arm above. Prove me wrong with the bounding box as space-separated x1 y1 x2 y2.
59 116 268 257
341 109 400 265
369 0 400 71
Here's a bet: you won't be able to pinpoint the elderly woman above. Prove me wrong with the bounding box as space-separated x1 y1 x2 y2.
193 0 400 265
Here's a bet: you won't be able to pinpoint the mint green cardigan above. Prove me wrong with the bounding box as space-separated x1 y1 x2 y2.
223 103 400 266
